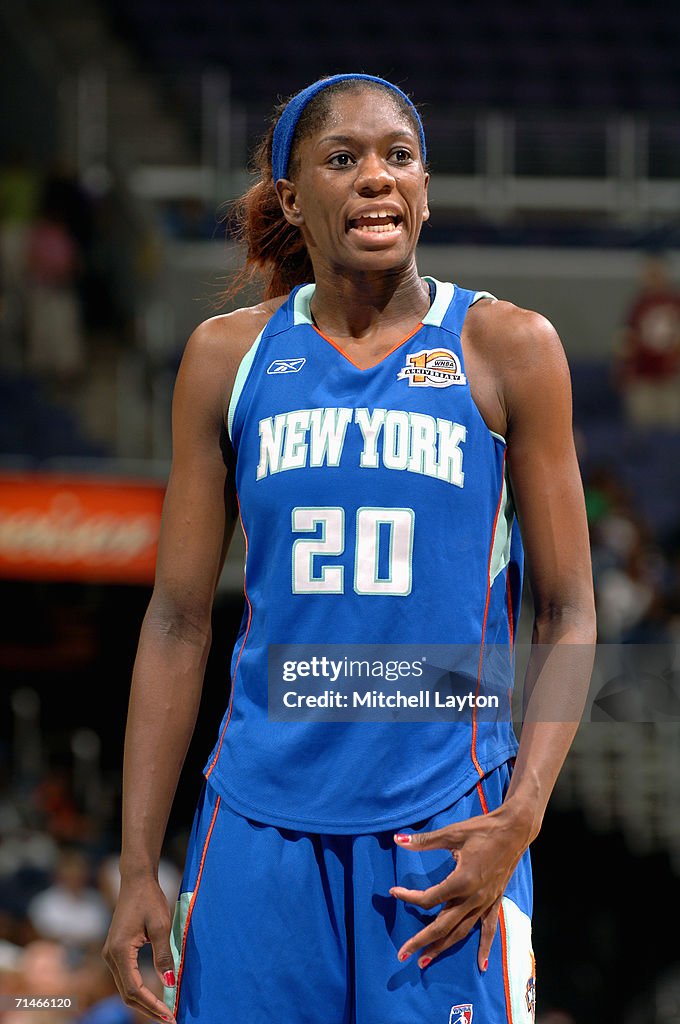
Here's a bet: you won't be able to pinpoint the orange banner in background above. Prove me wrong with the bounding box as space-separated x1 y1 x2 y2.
0 473 166 584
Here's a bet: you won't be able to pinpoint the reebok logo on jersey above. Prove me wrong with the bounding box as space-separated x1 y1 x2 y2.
449 1005 473 1024
267 357 306 374
398 349 467 387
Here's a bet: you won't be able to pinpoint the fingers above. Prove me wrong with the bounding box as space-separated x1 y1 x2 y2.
391 891 503 971
389 874 461 911
393 814 487 852
107 958 175 1022
147 918 177 991
103 939 176 1024
477 897 502 972
389 852 471 910
395 905 481 968
393 825 459 851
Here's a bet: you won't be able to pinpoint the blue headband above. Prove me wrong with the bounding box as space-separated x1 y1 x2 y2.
271 74 426 182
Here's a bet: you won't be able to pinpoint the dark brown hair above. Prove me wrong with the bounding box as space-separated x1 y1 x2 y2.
224 79 425 301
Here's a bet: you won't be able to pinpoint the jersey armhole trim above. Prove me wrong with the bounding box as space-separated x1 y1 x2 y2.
472 289 497 304
227 326 266 443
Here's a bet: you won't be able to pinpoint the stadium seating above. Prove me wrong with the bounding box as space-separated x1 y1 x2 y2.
109 0 680 114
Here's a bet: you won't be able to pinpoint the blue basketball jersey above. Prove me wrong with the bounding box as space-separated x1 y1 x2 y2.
203 279 524 832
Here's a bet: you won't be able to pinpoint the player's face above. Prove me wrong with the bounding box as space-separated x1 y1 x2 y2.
276 90 430 276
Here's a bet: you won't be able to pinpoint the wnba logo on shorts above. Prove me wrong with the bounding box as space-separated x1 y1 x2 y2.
398 349 467 387
449 1004 473 1024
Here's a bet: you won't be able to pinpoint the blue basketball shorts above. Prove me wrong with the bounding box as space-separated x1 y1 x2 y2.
163 760 535 1024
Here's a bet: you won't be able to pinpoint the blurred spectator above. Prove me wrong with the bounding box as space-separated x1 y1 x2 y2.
161 197 218 240
614 254 680 429
586 466 643 584
24 203 85 389
40 162 94 254
26 847 110 951
595 549 655 641
80 188 137 341
0 929 22 972
75 959 163 1024
0 153 40 293
583 465 632 531
0 939 74 1024
0 152 40 370
32 770 94 844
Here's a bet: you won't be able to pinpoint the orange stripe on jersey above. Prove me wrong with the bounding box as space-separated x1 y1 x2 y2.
172 793 222 1016
312 322 424 371
205 494 251 779
471 450 508 779
475 779 490 814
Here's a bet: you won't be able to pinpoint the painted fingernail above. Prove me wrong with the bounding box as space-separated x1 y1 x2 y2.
482 958 489 972
394 833 412 844
398 951 411 962
419 956 432 969
163 971 176 986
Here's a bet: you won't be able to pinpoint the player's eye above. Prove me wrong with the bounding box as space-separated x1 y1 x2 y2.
391 148 413 164
328 152 355 167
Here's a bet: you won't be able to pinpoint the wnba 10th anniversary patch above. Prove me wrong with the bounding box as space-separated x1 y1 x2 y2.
398 348 467 387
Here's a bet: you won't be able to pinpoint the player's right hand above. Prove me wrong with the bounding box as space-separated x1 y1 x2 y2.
102 876 177 1024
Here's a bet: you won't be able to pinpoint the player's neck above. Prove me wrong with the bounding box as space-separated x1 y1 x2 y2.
309 263 430 341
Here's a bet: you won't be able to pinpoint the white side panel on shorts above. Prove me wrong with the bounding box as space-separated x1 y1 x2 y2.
163 890 193 1013
500 895 536 1023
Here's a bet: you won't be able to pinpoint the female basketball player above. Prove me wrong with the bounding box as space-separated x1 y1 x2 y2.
103 75 596 1024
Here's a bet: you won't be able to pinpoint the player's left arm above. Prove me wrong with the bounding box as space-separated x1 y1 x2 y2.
390 306 597 970
498 305 597 821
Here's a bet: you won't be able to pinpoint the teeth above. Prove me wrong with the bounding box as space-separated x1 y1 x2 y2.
355 222 399 232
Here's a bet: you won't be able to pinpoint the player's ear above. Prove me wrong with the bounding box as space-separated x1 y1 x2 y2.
275 179 304 227
422 171 430 223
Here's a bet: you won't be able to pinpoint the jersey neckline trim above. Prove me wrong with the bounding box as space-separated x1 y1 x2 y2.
291 278 456 372
311 320 425 371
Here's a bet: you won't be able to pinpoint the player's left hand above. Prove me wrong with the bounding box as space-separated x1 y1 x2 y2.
389 805 533 971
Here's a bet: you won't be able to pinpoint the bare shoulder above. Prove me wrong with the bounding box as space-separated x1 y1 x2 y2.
182 295 288 378
465 297 570 384
174 295 287 422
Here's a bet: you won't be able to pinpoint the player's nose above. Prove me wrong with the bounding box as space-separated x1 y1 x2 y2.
355 152 395 195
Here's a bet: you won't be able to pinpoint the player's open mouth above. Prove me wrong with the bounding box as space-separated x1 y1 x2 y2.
347 212 403 235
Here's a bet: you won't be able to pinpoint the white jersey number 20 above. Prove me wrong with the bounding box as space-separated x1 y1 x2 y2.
291 506 414 596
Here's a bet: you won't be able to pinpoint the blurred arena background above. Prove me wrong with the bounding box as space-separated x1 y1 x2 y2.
2 0 680 1021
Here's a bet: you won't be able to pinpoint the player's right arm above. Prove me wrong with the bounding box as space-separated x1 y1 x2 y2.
102 301 283 1023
